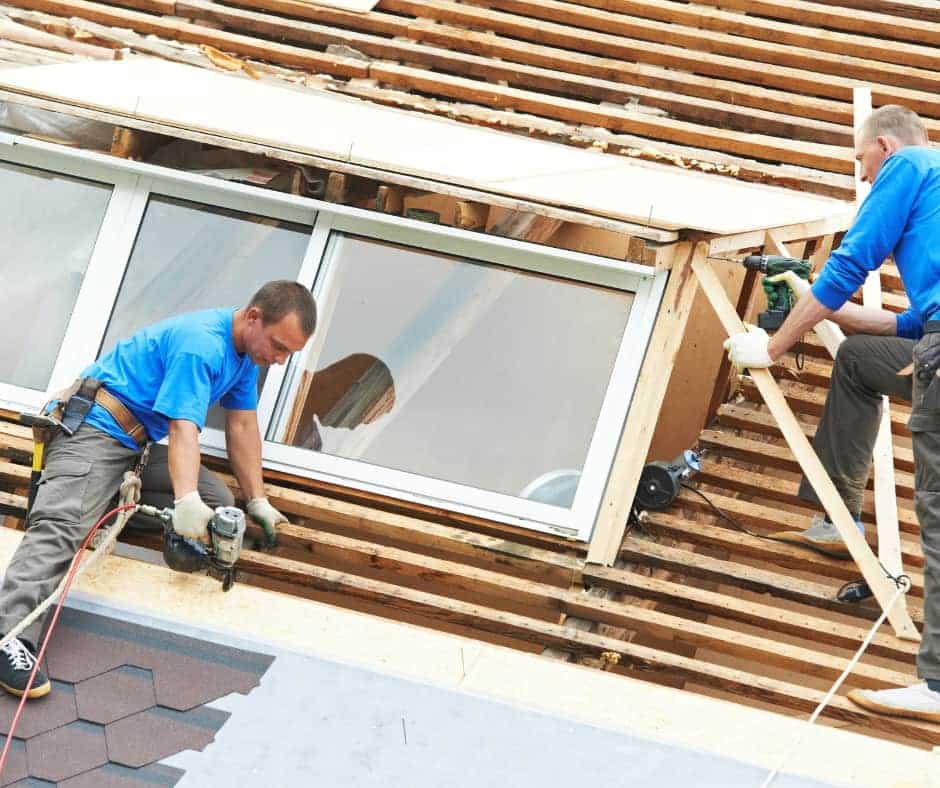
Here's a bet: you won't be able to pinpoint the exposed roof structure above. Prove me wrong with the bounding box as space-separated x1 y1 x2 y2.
0 0 937 200
0 0 937 783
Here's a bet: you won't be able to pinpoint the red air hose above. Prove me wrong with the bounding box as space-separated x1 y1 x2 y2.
0 503 137 777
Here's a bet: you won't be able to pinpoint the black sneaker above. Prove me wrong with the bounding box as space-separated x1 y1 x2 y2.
0 638 51 699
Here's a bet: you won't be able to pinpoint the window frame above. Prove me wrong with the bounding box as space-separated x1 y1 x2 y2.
0 134 666 541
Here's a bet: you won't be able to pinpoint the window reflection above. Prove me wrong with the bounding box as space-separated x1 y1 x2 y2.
278 235 633 507
0 161 111 390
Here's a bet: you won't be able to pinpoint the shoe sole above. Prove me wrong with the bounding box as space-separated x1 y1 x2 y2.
767 531 851 559
0 679 51 699
847 689 940 723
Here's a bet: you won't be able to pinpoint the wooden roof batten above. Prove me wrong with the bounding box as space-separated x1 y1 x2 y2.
2 0 939 200
1 0 940 762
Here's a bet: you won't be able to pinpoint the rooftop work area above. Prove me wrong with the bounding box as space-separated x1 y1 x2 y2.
0 1 938 785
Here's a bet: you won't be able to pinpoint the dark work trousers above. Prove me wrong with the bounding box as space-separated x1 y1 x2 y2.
797 332 940 680
0 425 233 641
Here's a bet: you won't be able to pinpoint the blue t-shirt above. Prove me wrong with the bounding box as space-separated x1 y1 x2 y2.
81 309 259 450
811 146 940 341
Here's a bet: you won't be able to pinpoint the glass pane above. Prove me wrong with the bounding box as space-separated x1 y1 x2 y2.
0 161 111 390
100 196 313 428
278 235 634 508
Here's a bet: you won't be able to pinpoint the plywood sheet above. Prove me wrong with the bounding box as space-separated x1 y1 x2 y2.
0 59 852 234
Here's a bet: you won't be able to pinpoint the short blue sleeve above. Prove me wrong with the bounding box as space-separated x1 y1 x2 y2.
220 364 259 410
896 307 924 340
152 352 214 429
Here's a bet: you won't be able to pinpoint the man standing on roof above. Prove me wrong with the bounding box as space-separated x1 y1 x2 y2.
724 105 940 723
0 280 315 700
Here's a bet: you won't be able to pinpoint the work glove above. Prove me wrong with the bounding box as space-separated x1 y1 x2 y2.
246 497 287 548
766 270 810 299
723 325 772 370
173 491 214 543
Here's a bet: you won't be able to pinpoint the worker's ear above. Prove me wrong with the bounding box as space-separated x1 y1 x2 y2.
245 305 264 324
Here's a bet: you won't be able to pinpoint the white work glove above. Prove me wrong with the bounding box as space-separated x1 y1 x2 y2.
173 491 214 542
723 325 772 370
246 497 288 548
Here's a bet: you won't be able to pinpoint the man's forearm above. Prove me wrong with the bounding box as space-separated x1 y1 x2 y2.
225 413 266 500
827 301 898 336
167 419 203 499
766 291 834 361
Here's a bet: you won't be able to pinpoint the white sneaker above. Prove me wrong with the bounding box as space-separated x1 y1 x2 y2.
848 682 940 723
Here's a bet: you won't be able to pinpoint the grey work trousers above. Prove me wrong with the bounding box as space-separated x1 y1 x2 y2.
797 333 940 679
0 424 233 639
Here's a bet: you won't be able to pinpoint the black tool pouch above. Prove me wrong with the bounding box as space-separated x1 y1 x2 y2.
60 377 102 436
910 332 940 432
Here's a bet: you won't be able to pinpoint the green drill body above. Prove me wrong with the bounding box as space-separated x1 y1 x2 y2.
742 255 812 331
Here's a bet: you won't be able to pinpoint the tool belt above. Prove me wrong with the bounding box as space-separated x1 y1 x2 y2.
39 378 148 449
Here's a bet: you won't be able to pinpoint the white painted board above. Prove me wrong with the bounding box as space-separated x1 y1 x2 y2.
0 59 851 234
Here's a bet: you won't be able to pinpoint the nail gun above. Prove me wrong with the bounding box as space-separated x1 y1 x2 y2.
138 504 246 592
742 255 812 331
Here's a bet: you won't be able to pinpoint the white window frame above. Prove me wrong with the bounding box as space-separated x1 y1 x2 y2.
0 134 666 541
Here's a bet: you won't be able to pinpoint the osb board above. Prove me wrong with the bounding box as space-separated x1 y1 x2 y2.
0 59 851 234
647 260 746 461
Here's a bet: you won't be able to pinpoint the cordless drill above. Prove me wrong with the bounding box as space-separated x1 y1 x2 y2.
742 255 812 331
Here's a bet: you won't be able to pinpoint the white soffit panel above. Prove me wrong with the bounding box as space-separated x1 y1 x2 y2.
0 59 851 234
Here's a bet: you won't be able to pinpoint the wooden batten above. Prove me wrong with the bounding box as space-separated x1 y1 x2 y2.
586 241 700 566
691 255 919 640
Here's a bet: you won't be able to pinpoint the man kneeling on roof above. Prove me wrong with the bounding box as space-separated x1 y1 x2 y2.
724 105 940 723
0 280 315 699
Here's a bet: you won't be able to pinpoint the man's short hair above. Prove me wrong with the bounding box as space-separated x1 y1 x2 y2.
248 280 317 336
858 105 929 147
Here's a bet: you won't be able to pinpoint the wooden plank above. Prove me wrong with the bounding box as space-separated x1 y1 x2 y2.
714 403 915 473
853 88 905 586
225 551 940 741
272 520 916 687
738 379 911 437
705 265 758 426
584 564 920 662
487 210 562 242
273 522 566 618
599 0 940 61
0 491 27 518
666 494 925 579
244 480 582 587
0 14 117 58
697 428 916 502
804 0 940 23
3 0 373 77
375 184 405 215
708 213 855 256
444 0 940 91
619 535 924 624
691 256 919 640
371 63 853 175
190 0 909 130
688 0 940 45
380 0 940 112
454 200 489 231
695 457 922 539
175 0 855 147
587 242 699 565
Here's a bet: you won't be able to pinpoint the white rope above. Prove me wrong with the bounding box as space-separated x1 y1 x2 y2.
760 576 911 788
0 471 141 651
